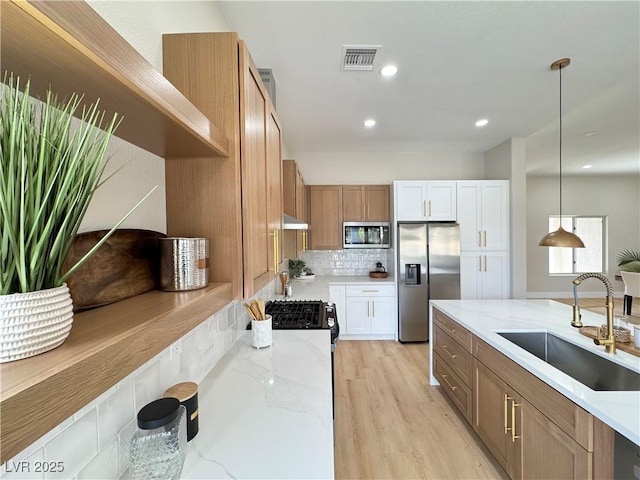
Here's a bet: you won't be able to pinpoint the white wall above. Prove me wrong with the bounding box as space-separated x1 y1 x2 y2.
527 175 640 296
79 1 233 235
295 151 485 184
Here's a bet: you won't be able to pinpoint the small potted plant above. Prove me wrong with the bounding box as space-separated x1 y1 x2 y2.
288 259 306 278
0 75 154 362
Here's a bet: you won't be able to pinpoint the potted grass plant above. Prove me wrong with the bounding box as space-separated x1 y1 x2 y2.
0 75 155 362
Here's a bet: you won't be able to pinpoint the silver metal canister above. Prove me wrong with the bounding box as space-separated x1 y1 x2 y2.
159 238 209 291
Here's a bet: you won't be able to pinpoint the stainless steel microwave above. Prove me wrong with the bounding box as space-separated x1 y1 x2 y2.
343 222 391 249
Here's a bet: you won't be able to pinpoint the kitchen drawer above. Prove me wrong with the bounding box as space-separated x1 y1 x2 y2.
345 285 395 297
433 308 472 352
473 336 593 451
433 325 472 388
433 352 472 423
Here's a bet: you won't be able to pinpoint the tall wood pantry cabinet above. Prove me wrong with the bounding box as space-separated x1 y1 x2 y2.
163 32 283 298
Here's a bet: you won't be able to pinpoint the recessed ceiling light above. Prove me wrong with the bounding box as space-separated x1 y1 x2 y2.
380 65 398 77
582 165 593 169
363 119 376 128
475 119 489 127
584 131 598 137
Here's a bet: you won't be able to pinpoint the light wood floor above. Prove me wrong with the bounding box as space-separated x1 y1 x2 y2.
333 340 508 480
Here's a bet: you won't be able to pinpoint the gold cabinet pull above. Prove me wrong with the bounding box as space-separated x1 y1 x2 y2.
423 200 427 217
442 345 457 359
371 300 375 317
478 231 482 247
483 230 487 247
504 394 512 434
483 255 487 272
367 300 370 317
478 255 482 272
269 229 279 272
441 374 457 391
511 400 520 442
428 200 432 217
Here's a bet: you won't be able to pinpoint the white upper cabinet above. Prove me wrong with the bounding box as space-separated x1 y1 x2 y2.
394 181 457 221
457 181 509 251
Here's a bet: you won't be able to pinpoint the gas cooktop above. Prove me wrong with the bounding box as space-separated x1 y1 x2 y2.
264 300 324 328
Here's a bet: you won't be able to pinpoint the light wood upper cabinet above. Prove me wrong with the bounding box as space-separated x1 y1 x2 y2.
394 181 457 221
309 186 343 250
283 160 308 259
342 185 390 222
164 33 282 298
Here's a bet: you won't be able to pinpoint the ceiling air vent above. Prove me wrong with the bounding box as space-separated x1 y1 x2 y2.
341 45 381 71
258 68 276 107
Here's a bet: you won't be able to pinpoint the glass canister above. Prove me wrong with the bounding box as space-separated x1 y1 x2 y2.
130 397 187 480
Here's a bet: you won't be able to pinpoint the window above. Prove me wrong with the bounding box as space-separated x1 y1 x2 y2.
548 216 606 274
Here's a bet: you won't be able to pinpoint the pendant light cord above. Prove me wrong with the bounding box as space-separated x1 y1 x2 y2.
559 64 563 223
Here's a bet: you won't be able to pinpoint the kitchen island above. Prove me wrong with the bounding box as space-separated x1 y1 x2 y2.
429 299 640 446
181 329 334 479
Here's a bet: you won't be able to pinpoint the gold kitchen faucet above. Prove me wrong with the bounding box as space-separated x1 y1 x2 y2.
571 273 616 354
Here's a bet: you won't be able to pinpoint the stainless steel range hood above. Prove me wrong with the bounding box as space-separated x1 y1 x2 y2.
283 213 309 230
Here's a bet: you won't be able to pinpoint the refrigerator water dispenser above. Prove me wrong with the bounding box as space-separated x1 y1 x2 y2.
405 264 421 285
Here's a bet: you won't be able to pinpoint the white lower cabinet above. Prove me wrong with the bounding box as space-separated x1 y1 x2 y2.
344 285 396 337
460 251 509 299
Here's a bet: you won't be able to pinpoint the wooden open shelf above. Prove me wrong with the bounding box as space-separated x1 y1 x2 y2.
0 0 229 158
0 283 233 463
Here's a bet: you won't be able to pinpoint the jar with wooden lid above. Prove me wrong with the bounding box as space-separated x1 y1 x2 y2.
164 382 199 441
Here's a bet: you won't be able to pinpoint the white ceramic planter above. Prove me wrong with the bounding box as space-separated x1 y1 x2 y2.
0 284 74 363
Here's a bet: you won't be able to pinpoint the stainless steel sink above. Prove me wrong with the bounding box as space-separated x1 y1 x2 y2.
497 331 640 391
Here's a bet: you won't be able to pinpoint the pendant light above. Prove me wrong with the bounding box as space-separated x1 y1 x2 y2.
539 58 585 248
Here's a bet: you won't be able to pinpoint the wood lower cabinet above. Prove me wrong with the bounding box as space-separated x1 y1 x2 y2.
309 186 343 250
433 311 473 422
474 360 592 480
473 359 514 472
517 398 592 480
431 307 614 480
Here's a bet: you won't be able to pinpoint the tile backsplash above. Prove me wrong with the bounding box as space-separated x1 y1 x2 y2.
1 281 278 480
298 249 394 276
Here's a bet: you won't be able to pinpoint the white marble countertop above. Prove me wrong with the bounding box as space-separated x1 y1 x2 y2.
429 299 640 446
281 275 395 301
182 330 334 479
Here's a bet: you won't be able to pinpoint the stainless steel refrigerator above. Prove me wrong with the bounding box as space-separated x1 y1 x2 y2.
397 222 460 342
